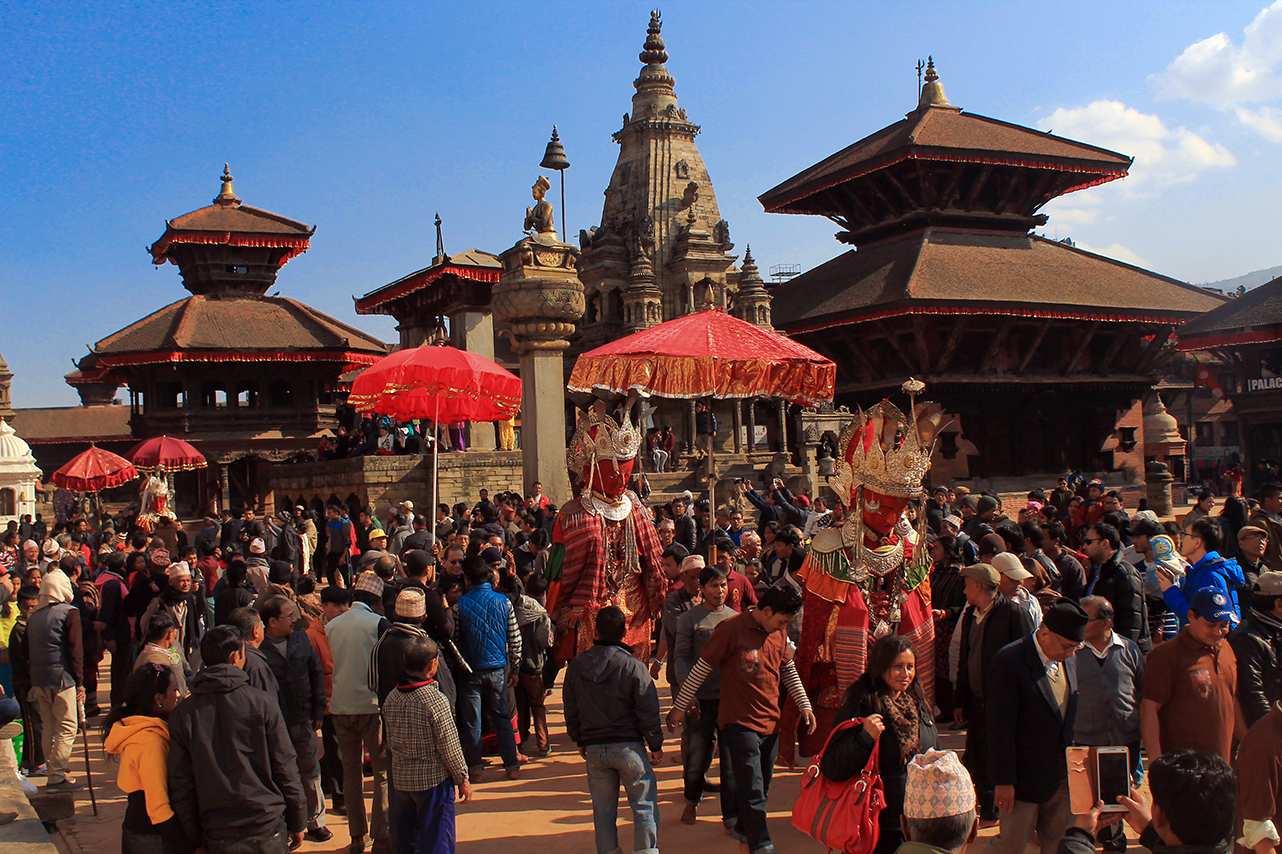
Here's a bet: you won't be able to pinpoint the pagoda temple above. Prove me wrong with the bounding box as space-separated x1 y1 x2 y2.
760 61 1225 484
69 167 388 513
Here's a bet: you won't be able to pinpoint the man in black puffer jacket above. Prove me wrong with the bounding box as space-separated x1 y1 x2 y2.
169 625 306 854
1229 572 1282 728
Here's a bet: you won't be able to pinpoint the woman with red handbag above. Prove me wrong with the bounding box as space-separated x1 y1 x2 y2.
821 635 939 854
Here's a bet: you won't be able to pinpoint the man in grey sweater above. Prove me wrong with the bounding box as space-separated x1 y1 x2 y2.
1073 595 1144 853
564 606 663 854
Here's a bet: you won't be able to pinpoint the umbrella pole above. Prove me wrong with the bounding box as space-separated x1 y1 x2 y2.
433 394 441 513
708 399 716 568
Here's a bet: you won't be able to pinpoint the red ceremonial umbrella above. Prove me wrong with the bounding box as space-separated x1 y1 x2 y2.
127 436 207 472
347 342 522 504
53 445 139 492
568 308 836 553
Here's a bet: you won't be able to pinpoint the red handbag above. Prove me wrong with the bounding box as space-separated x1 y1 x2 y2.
790 718 886 854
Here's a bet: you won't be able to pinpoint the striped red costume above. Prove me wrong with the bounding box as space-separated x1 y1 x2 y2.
781 389 944 762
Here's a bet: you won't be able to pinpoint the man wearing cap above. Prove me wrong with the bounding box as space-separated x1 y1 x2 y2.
1240 526 1270 590
1252 484 1282 572
141 562 203 675
962 496 998 542
993 553 1042 629
953 563 1036 824
942 515 979 566
898 749 979 854
926 486 951 537
1141 588 1247 763
257 595 330 842
328 571 393 852
1230 572 1282 727
985 598 1088 854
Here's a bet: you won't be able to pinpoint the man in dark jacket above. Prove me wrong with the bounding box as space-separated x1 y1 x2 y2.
96 549 135 708
986 599 1088 854
456 557 522 781
954 563 1036 823
671 496 697 556
28 570 84 791
258 595 330 843
564 605 662 854
1229 571 1282 728
169 625 307 854
214 559 256 626
1083 523 1151 653
926 486 950 536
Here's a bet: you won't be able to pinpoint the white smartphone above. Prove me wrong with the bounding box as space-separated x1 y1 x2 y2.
1095 746 1130 812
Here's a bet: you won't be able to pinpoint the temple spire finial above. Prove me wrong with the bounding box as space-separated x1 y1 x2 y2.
634 9 675 97
918 55 950 108
214 164 241 207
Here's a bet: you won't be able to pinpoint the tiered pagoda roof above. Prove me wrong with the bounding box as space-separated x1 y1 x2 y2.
1177 275 1282 350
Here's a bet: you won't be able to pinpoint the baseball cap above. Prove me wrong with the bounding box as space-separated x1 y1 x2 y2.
1256 572 1282 596
991 552 1033 581
1190 588 1235 623
961 564 1000 588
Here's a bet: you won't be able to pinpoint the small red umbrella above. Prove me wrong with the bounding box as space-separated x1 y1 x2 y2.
127 436 207 473
53 446 139 492
347 342 522 505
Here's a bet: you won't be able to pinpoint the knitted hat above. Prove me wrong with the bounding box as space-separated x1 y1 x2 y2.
395 588 426 619
978 533 1005 557
903 749 975 819
354 571 385 597
480 546 503 564
1044 598 1090 642
151 548 170 566
166 561 191 579
976 495 998 515
249 538 266 555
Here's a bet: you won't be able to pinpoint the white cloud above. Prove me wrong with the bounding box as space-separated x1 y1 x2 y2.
1073 241 1151 269
1235 105 1282 142
1037 100 1235 194
1040 205 1099 226
1153 2 1282 141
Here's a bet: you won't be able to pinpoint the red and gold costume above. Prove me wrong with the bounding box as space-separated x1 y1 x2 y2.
545 406 665 662
782 388 943 760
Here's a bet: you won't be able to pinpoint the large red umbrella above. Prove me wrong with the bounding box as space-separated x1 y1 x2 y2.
568 308 835 407
53 446 139 492
569 308 836 556
347 342 522 504
127 436 207 472
347 343 522 423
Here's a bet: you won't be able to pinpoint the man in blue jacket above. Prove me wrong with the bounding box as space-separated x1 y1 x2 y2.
456 556 522 782
1160 518 1246 629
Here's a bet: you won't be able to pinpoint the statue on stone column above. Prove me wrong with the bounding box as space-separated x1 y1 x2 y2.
543 400 665 662
524 175 557 242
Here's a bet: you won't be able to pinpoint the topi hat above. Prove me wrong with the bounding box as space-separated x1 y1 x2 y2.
1043 598 1090 642
249 538 266 555
166 561 191 579
151 548 170 566
354 571 385 597
904 748 975 819
42 540 61 557
395 588 426 619
961 563 1000 588
942 515 962 530
679 555 706 575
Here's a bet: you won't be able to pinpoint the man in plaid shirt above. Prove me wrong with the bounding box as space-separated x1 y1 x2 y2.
383 635 472 854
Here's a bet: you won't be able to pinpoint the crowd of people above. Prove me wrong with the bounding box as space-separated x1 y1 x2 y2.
2 470 1281 854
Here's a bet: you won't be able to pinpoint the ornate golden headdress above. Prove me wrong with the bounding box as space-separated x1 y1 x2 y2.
833 379 943 499
567 405 643 481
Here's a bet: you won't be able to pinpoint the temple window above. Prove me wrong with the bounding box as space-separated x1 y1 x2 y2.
270 380 294 407
158 382 184 409
201 382 228 408
0 488 14 516
236 381 260 407
608 291 623 322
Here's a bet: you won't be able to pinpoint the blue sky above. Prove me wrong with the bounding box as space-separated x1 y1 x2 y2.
4 1 1281 408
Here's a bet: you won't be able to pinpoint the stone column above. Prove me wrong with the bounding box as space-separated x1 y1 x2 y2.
220 465 231 514
747 399 757 453
732 400 743 454
492 237 585 506
777 399 789 454
449 309 497 451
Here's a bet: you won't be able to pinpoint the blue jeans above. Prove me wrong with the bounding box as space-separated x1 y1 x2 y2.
584 742 659 854
683 699 738 824
392 779 456 854
721 725 779 854
458 668 520 773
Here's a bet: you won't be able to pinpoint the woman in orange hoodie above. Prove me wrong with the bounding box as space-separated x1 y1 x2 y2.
102 664 191 854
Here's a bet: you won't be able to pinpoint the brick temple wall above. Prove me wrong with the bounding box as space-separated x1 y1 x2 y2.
269 451 525 517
